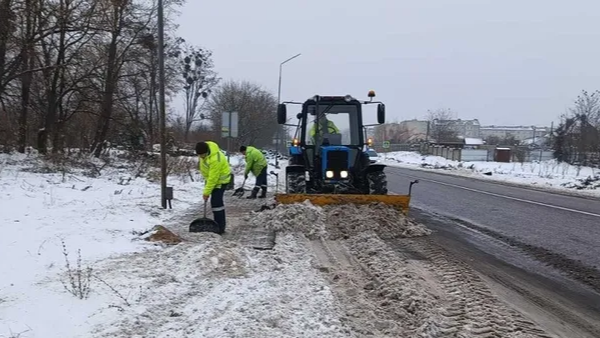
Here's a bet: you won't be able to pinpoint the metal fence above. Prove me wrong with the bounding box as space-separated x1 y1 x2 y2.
461 149 489 161
374 143 557 163
372 144 417 153
522 149 554 162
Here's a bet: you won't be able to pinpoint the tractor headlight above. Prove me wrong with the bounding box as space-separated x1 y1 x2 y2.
340 170 348 179
326 170 334 178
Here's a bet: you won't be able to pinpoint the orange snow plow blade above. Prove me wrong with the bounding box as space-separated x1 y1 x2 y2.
274 193 411 215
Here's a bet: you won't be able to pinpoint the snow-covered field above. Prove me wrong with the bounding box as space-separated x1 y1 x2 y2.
0 150 302 338
0 149 562 338
381 151 600 197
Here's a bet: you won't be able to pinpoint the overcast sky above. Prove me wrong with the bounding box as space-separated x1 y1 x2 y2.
176 0 600 127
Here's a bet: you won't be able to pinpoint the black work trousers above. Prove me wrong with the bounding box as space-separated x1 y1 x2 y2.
255 167 268 189
210 187 226 233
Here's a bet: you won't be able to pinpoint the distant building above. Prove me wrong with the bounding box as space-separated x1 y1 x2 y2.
398 119 429 142
373 120 429 143
431 119 481 139
375 118 481 143
480 125 549 141
464 137 484 146
399 120 429 139
521 134 551 148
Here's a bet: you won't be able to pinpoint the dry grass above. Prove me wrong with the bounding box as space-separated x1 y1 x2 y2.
59 240 92 300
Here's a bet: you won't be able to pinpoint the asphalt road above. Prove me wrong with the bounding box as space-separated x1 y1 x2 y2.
385 166 600 271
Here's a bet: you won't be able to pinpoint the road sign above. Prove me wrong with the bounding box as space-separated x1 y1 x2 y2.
383 141 391 149
221 112 239 138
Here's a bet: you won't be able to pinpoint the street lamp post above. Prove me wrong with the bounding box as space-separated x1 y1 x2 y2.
157 0 167 208
275 53 301 166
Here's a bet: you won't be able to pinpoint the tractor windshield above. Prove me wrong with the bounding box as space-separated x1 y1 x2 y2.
304 104 361 146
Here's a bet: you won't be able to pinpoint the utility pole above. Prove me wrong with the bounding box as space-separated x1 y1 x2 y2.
549 121 554 147
383 125 387 160
276 53 301 166
157 0 167 208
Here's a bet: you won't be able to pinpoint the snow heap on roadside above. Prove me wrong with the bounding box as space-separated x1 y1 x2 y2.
381 151 600 196
324 203 431 239
246 201 431 240
88 232 351 338
561 174 600 190
245 200 328 239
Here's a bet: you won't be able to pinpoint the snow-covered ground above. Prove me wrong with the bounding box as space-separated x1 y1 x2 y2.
380 151 600 197
0 150 564 338
0 150 317 338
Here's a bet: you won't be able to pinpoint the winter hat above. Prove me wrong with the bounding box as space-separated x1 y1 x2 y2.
195 141 209 155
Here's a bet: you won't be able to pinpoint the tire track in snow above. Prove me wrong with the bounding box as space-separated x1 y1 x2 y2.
308 237 395 337
391 237 554 338
308 231 555 338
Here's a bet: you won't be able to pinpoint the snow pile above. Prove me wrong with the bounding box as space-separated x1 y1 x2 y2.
88 233 351 338
247 201 431 240
383 151 454 170
325 203 431 240
245 200 328 239
382 151 600 196
561 174 600 190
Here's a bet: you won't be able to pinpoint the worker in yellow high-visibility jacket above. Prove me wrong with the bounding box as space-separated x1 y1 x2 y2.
196 141 231 234
309 116 340 144
240 145 268 199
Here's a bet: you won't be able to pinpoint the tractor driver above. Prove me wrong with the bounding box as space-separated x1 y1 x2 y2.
309 115 340 145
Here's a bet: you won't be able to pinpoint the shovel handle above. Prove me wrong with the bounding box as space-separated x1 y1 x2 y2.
203 201 207 218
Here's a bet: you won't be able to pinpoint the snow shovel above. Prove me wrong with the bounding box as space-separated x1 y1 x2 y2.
232 178 247 197
189 201 220 233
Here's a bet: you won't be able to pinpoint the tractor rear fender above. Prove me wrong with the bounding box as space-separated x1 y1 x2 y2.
363 163 386 174
289 154 304 166
286 164 305 175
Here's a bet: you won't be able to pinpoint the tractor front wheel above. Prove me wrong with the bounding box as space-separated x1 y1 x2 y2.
286 172 306 194
367 171 388 195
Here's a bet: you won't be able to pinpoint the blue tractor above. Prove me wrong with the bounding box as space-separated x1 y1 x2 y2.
276 91 388 196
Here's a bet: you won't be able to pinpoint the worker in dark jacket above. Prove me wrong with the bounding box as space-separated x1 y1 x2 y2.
240 145 268 199
196 141 231 234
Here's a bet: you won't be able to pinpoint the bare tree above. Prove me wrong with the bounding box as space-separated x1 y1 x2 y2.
373 123 413 143
35 0 100 153
116 32 184 151
16 0 40 152
0 0 22 98
553 90 600 166
0 0 225 156
570 90 600 128
90 0 154 157
426 108 460 142
179 44 218 142
207 80 278 150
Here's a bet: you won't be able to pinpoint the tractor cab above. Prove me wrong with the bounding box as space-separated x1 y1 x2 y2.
277 91 386 194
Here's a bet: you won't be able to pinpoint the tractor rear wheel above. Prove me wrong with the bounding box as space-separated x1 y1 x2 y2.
367 171 388 195
286 172 306 193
